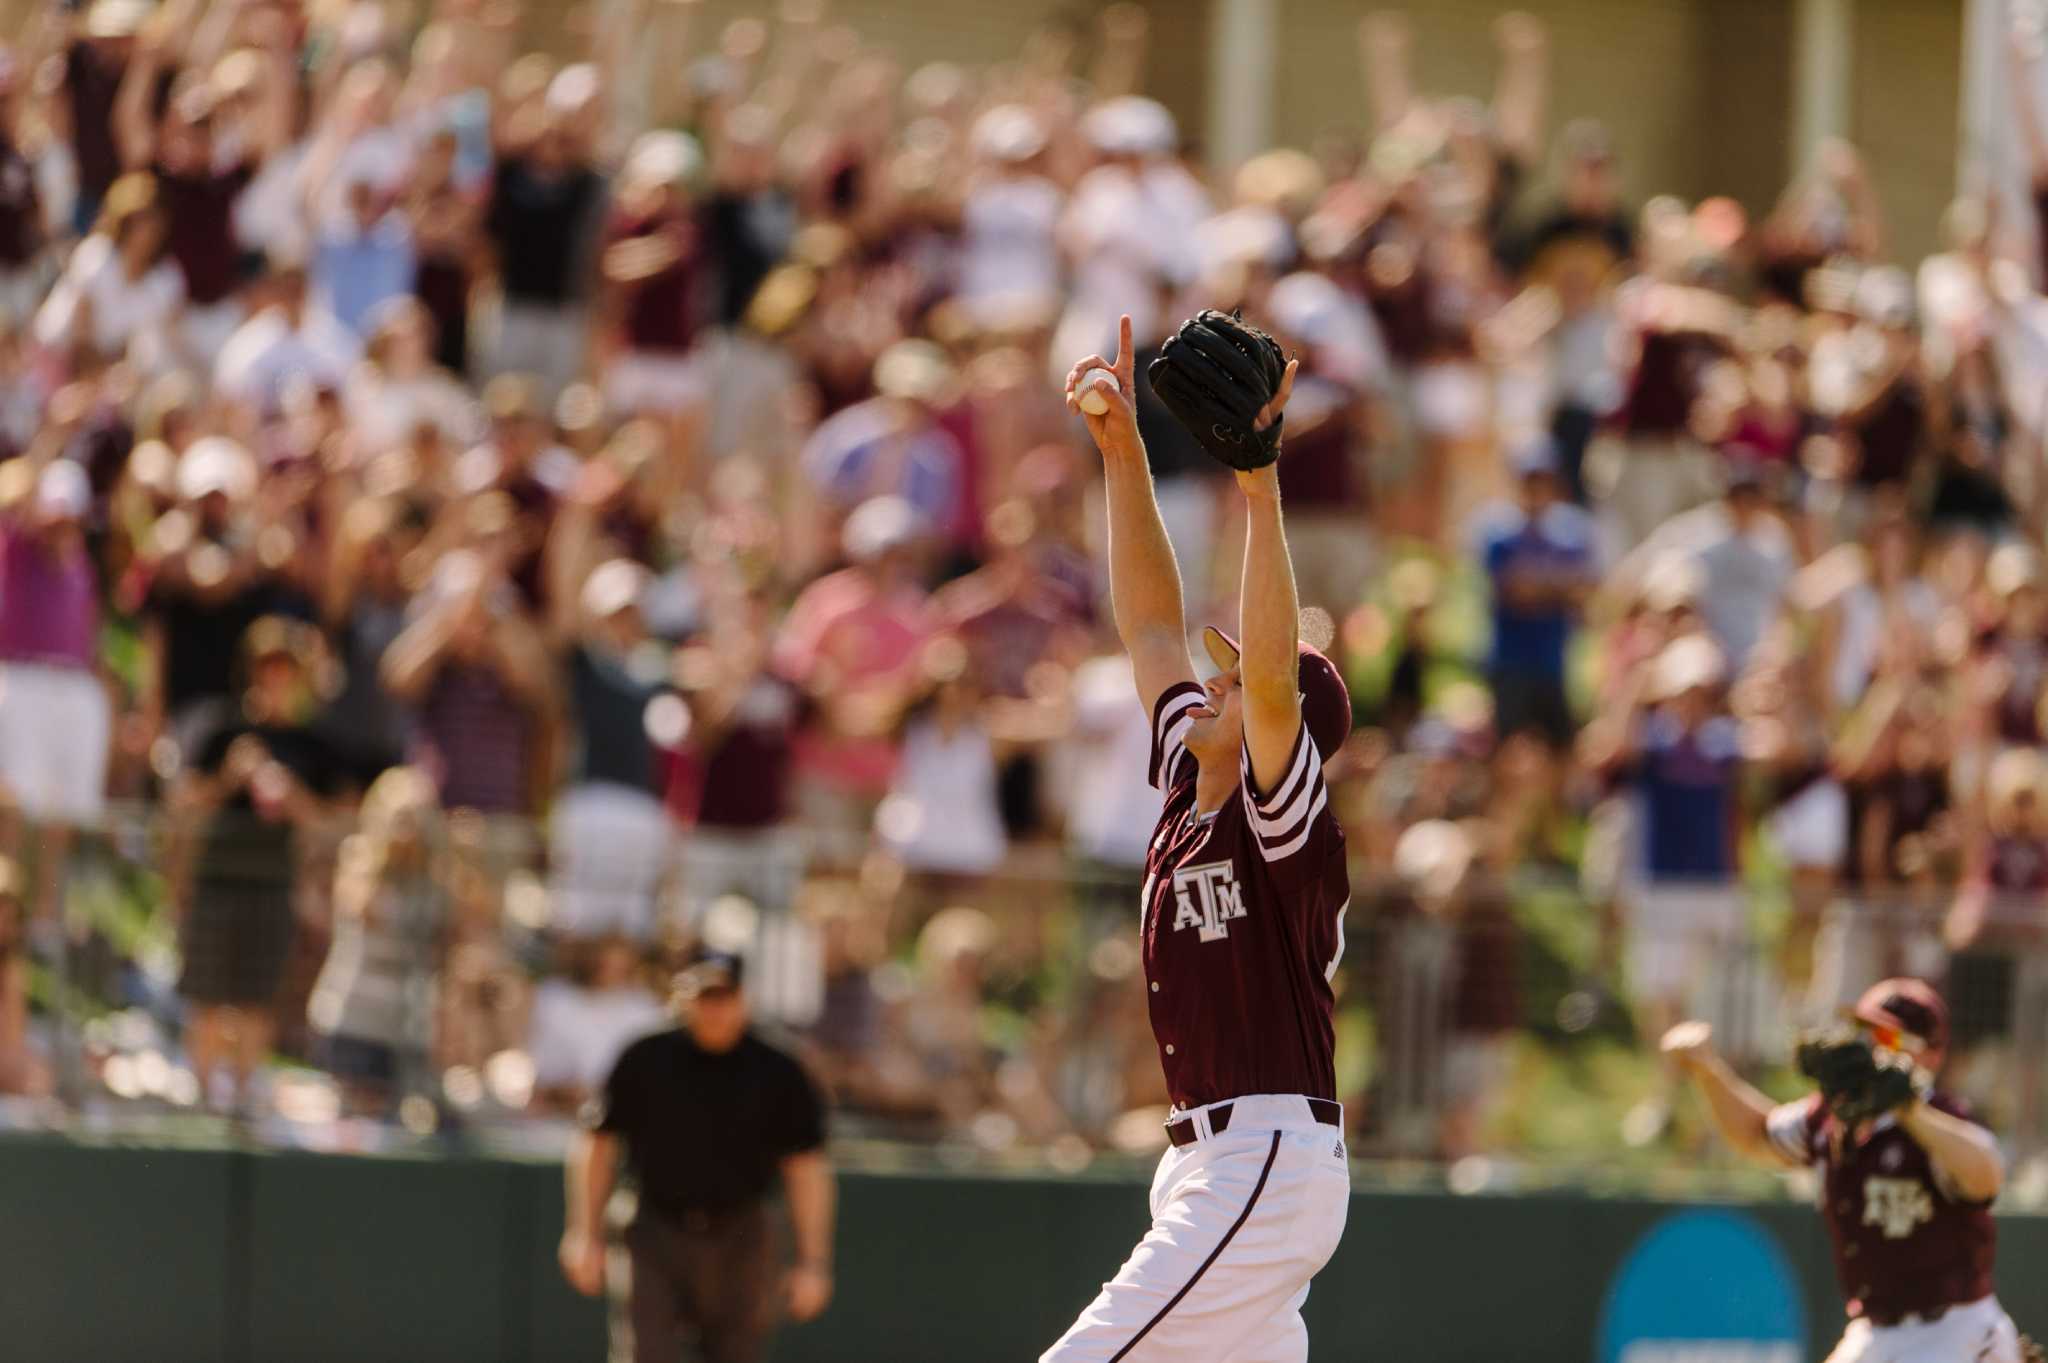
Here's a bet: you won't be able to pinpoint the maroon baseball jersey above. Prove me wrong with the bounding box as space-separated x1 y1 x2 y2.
1766 1092 1997 1322
1140 681 1349 1111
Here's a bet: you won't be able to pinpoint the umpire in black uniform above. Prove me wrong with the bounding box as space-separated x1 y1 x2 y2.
559 949 835 1363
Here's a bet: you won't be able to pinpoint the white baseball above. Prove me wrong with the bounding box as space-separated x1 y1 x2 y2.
1077 368 1119 416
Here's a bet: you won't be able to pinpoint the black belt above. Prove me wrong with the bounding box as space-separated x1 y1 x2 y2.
1166 1098 1341 1148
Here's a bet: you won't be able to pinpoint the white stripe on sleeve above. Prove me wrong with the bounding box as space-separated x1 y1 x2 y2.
1242 725 1328 861
1149 686 1205 790
1765 1101 1815 1165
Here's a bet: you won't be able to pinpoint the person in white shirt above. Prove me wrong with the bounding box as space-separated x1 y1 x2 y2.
1050 97 1210 380
34 171 184 364
875 649 1009 880
958 106 1063 321
215 251 362 418
342 296 481 455
526 934 667 1114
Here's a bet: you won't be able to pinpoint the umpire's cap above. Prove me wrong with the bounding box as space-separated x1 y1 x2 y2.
1853 978 1948 1056
1201 626 1352 764
676 947 745 998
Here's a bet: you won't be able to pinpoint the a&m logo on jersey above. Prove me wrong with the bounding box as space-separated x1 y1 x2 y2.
1172 861 1247 942
1862 1177 1934 1239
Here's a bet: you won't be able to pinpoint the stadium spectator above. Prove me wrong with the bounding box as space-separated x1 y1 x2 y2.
0 857 46 1096
382 543 556 819
480 65 606 399
1474 435 1594 745
526 933 664 1116
174 616 350 1114
0 459 105 916
670 582 807 923
0 0 2044 1175
307 765 446 1117
544 556 676 941
1582 633 1745 1051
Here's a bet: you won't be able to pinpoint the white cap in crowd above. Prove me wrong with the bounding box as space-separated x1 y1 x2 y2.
582 558 652 620
177 437 258 502
842 496 923 563
624 131 703 189
36 460 91 521
1082 96 1177 156
971 105 1048 164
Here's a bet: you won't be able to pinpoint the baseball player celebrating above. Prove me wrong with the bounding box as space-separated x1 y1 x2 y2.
1041 312 1352 1363
1664 979 2033 1363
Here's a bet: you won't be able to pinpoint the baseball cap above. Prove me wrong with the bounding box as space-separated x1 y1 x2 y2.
35 460 91 521
872 339 956 405
1649 634 1725 700
581 558 650 620
676 947 744 997
971 105 1048 164
1853 978 1948 1056
178 436 257 502
842 495 923 563
1082 96 1177 156
84 0 151 40
1200 626 1352 763
1507 433 1562 480
623 130 702 189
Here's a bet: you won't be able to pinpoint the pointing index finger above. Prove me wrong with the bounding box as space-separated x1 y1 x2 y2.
1115 314 1134 389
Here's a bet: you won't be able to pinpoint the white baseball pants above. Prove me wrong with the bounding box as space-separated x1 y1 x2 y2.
1042 1095 1351 1363
1823 1296 2022 1363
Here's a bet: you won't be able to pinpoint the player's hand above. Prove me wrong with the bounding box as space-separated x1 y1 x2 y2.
1064 314 1140 461
1659 1020 1714 1072
784 1262 833 1322
558 1230 606 1297
1234 359 1297 502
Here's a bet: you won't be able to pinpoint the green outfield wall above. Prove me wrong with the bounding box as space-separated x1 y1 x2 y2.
0 1138 2040 1362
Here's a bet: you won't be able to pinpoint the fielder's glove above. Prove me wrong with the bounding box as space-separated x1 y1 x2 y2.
1796 1028 1929 1126
1146 310 1289 471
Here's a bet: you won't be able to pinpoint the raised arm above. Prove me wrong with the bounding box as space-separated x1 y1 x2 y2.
2012 23 2048 187
1490 12 1549 169
113 28 164 171
1235 362 1304 795
1900 1101 2004 1202
1662 1022 1802 1168
1358 12 1416 134
1063 314 1195 714
1088 3 1149 101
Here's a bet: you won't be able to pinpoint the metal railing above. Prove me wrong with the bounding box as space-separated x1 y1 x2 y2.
4 802 2045 1187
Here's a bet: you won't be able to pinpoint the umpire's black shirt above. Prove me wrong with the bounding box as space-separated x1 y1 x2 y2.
589 1028 827 1218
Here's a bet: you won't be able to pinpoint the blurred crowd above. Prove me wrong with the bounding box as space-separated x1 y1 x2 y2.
2 0 2048 1165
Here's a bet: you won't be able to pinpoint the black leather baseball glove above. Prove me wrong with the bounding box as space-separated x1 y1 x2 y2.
1796 1028 1928 1126
1146 310 1289 471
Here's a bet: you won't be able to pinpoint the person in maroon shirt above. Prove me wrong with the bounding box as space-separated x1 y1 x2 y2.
111 27 292 362
1664 980 2026 1362
597 131 708 418
58 2 140 230
1042 316 1351 1363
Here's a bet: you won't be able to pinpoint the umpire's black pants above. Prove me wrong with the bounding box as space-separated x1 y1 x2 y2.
616 1204 776 1363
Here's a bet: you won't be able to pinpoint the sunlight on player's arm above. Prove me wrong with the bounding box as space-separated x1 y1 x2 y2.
1070 314 1196 712
1902 1102 2005 1203
1663 1022 1803 1170
1236 362 1303 794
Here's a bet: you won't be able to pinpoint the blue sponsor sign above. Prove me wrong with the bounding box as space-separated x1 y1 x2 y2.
1597 1209 1805 1363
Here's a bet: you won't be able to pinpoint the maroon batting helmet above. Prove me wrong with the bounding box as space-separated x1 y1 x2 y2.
1853 977 1949 1057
